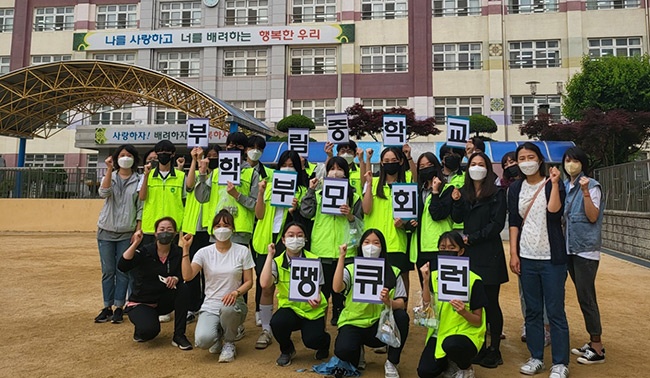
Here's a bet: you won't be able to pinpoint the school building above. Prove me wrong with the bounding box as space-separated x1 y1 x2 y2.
0 0 647 167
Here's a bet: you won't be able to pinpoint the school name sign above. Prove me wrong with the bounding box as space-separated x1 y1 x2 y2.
73 24 355 51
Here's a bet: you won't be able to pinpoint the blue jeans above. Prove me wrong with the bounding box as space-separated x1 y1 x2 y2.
520 258 570 366
98 239 132 308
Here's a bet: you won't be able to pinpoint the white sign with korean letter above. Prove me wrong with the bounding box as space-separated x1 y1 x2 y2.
271 171 297 208
321 178 348 215
326 113 349 144
352 257 385 304
446 116 470 148
186 118 210 148
289 257 321 302
392 183 418 220
217 150 241 186
288 128 310 158
437 255 470 302
382 114 407 147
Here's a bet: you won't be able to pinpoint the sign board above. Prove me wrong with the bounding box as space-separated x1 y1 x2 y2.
392 183 418 220
352 257 385 304
271 171 297 208
382 114 407 147
288 128 310 158
446 116 470 148
321 178 348 215
289 257 321 302
186 118 210 148
326 113 349 144
217 150 241 186
437 255 470 302
94 126 228 145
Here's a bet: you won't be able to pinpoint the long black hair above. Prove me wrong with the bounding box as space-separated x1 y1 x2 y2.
516 142 547 177
278 150 308 188
326 156 355 206
376 147 406 199
357 228 397 290
461 152 498 203
416 152 444 190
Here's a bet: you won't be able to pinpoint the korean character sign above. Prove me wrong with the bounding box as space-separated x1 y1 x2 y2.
353 257 385 304
271 170 297 208
288 128 310 158
321 178 348 215
437 255 470 302
382 114 407 147
217 150 241 186
289 258 321 302
186 118 210 148
391 183 418 220
326 113 349 144
446 116 470 149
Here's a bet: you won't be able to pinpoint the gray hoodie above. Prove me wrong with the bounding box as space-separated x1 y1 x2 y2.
97 171 143 235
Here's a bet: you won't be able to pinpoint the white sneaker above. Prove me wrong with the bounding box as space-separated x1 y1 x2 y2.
218 342 236 363
358 347 366 370
442 361 460 378
571 342 590 356
234 324 245 341
384 360 399 378
158 313 172 323
452 366 475 378
255 329 273 349
208 338 223 354
549 364 569 378
255 311 262 327
520 358 545 375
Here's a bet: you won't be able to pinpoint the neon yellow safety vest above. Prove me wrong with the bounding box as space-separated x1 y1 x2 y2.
223 167 255 235
337 264 401 328
448 172 465 230
406 170 413 183
349 165 363 197
305 162 315 177
274 250 327 320
409 186 454 262
426 270 486 359
181 170 221 234
364 177 407 254
141 168 185 234
309 190 361 259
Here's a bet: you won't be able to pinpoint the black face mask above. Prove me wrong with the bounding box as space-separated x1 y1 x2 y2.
438 250 460 256
383 162 401 176
505 165 522 179
443 155 461 171
208 158 219 170
156 231 175 245
157 153 172 166
419 166 437 182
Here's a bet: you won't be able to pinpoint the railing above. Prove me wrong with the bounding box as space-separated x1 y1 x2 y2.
33 21 74 31
159 18 202 28
0 23 12 32
508 2 559 13
96 20 138 29
223 66 267 76
0 167 110 199
361 9 408 20
432 6 481 17
586 0 640 9
433 61 483 71
289 13 338 23
594 159 650 213
360 63 408 73
224 15 268 26
290 65 336 75
509 58 561 68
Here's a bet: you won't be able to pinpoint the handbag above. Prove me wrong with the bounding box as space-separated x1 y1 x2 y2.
376 305 401 348
521 178 550 227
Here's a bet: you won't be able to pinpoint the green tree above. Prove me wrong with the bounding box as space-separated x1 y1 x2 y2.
346 103 440 142
276 114 315 132
469 114 497 138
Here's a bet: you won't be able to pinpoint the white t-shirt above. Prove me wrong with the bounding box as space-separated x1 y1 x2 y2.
566 183 602 261
519 180 551 260
193 243 256 315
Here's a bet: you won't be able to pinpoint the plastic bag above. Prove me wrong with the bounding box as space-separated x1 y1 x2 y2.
413 304 438 329
346 217 365 250
216 186 238 216
376 305 401 348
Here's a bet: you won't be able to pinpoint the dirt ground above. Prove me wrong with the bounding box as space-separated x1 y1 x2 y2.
1 232 648 378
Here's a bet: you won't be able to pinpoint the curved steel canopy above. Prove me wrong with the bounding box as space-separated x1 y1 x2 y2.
0 60 272 139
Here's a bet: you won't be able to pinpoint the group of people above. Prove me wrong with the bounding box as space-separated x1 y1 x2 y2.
94 132 605 378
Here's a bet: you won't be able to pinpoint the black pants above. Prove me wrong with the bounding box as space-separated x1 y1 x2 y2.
187 231 210 312
125 282 189 341
334 308 410 367
321 261 345 319
484 284 504 349
270 307 331 354
417 335 478 377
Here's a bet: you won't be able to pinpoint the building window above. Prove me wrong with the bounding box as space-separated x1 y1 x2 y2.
157 51 200 77
511 95 561 124
433 43 482 71
228 100 266 121
87 153 98 168
291 0 337 23
160 1 201 28
588 37 642 58
361 45 408 73
225 0 268 26
290 48 336 75
34 7 75 31
90 105 134 125
361 98 408 111
291 99 336 126
224 50 267 76
433 0 481 17
361 0 407 20
434 97 483 122
509 40 560 69
93 52 137 64
0 56 10 74
25 154 65 168
96 4 138 29
31 55 72 65
155 108 187 124
0 8 13 32
508 0 558 14
586 0 640 10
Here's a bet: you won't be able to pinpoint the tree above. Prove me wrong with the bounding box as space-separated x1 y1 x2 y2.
276 114 315 132
469 114 497 139
345 103 440 142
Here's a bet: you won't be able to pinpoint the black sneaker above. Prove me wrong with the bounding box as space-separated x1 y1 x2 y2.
186 312 196 324
94 307 113 323
471 345 487 364
111 308 124 324
172 335 193 351
479 346 503 368
276 350 296 366
577 347 605 364
315 348 329 360
330 311 339 326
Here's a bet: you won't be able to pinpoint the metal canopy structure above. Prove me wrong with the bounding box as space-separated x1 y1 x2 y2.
0 60 272 139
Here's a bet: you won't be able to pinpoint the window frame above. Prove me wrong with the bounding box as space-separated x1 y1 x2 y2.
228 100 267 121
586 0 640 10
432 0 481 17
157 51 201 78
159 1 202 28
290 47 337 75
290 99 336 126
361 0 408 20
507 0 559 14
510 95 561 124
31 55 72 65
433 42 482 71
434 97 483 123
360 98 409 112
225 0 269 26
290 0 337 23
223 49 268 76
0 8 14 32
96 4 138 29
360 45 409 73
588 37 642 58
34 7 75 31
509 40 561 69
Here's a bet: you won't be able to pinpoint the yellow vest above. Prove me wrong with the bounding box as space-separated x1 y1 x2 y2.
230 167 255 235
182 170 221 234
409 187 454 261
364 177 407 254
309 190 360 259
274 250 327 320
448 172 465 230
349 165 363 197
141 168 185 234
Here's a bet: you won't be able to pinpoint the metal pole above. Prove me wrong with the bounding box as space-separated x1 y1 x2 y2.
13 137 26 198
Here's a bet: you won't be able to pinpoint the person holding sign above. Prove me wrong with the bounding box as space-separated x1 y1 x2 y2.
259 222 331 367
321 140 367 197
450 152 508 369
181 209 255 363
332 228 409 378
416 231 487 378
362 147 417 297
439 144 465 233
299 157 363 327
247 135 273 183
251 150 309 349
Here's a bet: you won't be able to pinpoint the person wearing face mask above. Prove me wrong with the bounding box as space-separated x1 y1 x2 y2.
332 229 409 378
507 142 569 378
439 144 466 233
117 217 192 350
450 152 507 369
561 147 606 366
251 150 309 348
417 231 488 378
300 157 363 327
247 135 273 183
257 222 331 366
321 140 367 196
95 144 142 324
499 151 521 189
139 140 186 246
181 209 255 362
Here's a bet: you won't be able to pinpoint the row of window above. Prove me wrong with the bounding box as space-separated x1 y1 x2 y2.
0 0 641 33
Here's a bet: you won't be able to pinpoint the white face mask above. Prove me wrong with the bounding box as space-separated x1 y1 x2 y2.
117 156 134 169
213 227 232 242
247 149 262 162
280 166 296 172
340 153 354 164
327 170 346 179
284 237 305 252
519 161 540 176
361 244 382 258
468 166 488 181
